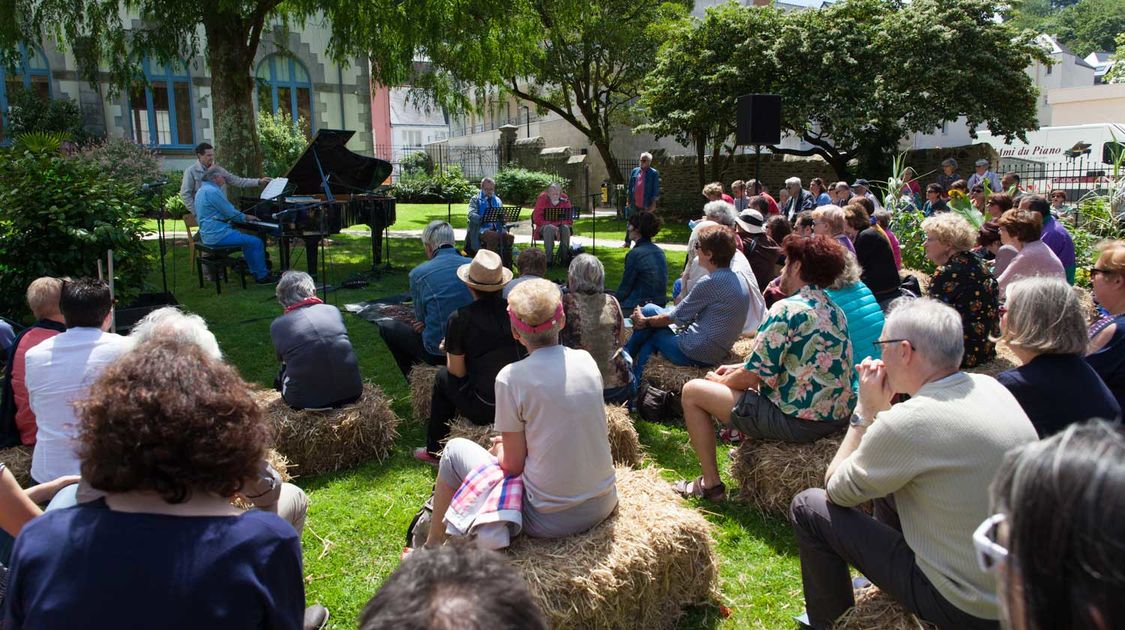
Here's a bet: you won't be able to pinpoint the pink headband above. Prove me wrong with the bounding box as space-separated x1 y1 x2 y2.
508 304 563 335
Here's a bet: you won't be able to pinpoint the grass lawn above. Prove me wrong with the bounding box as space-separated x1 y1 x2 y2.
144 234 803 629
142 203 693 246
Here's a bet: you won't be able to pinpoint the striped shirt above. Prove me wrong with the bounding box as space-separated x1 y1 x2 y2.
669 267 749 364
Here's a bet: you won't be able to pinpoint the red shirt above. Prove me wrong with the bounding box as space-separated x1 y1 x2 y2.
761 193 780 216
12 326 63 445
634 170 646 209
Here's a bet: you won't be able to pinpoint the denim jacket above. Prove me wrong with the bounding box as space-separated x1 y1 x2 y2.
409 247 473 355
616 239 667 310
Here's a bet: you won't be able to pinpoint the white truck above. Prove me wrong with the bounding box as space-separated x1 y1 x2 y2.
975 123 1124 200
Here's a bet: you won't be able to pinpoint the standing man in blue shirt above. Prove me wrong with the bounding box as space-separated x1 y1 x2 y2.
377 221 473 380
194 167 275 284
625 152 660 247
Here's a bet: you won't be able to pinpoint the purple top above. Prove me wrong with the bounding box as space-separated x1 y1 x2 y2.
1040 214 1076 269
834 234 856 254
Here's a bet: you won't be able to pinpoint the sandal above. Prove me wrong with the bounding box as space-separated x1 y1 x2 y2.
671 476 726 501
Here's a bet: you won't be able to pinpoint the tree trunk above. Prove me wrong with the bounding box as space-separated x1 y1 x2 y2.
695 132 706 191
203 17 263 178
591 135 624 188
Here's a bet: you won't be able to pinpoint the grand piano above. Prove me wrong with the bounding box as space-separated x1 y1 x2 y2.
236 129 396 278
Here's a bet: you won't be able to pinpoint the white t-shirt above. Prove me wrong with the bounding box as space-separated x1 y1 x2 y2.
25 328 130 482
493 345 616 513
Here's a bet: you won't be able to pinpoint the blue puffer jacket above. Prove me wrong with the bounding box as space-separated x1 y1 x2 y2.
826 281 885 383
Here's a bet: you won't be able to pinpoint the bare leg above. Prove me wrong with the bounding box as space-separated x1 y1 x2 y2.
425 479 456 547
681 379 740 488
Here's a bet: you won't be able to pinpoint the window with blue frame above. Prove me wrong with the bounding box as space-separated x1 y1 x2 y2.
1 45 52 141
256 55 313 137
130 59 194 147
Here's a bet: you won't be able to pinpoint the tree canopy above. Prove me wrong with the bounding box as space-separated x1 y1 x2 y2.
1008 0 1124 57
638 0 1048 180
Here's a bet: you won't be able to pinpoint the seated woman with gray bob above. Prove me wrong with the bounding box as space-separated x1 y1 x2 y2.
271 271 363 410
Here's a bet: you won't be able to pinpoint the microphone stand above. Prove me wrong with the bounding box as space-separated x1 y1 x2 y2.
142 181 171 299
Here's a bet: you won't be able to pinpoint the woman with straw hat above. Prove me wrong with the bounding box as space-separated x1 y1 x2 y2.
414 249 525 464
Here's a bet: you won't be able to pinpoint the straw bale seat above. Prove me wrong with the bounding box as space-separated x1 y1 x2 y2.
639 335 757 421
730 435 847 516
966 340 1020 378
408 364 441 422
506 467 718 629
0 445 33 487
833 586 936 629
256 382 399 476
444 404 644 468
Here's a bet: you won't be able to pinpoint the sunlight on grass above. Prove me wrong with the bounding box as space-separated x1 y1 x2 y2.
144 235 799 629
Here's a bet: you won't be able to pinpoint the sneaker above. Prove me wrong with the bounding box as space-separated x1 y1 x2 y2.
718 428 743 445
413 447 439 466
303 604 329 630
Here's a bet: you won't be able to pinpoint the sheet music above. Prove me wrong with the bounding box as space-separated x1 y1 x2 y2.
261 177 288 200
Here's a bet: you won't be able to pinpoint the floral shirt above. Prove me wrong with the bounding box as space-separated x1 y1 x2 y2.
743 285 855 422
928 250 999 368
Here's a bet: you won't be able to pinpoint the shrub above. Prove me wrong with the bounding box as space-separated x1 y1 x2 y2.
890 209 935 275
5 88 89 142
392 164 474 202
401 151 434 175
76 138 164 189
494 167 569 206
258 110 307 176
0 144 152 318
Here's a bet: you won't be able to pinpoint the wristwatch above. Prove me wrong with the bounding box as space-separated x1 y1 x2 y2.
849 412 874 429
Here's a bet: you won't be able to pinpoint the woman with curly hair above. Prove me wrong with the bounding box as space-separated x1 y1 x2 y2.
922 213 1000 368
3 339 312 629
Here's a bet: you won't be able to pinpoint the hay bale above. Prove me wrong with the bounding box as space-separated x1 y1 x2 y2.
834 586 936 630
967 340 1020 378
605 405 643 467
408 364 440 423
643 355 713 395
266 448 293 482
1073 285 1098 324
446 406 645 468
260 382 400 475
0 445 33 487
730 335 756 359
507 467 718 629
730 436 843 516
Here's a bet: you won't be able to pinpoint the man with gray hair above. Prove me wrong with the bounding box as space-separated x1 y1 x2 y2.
789 298 1037 629
625 152 660 247
467 177 507 254
783 177 815 219
179 142 271 216
378 221 472 380
271 271 363 410
194 165 274 283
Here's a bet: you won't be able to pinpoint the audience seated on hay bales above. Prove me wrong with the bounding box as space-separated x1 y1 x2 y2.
628 226 750 385
674 235 855 500
5 339 328 629
995 209 1066 299
788 298 1037 630
503 246 546 299
377 220 471 381
995 278 1120 437
421 279 617 549
0 277 66 448
921 213 1000 369
825 253 886 378
270 271 363 410
1087 239 1125 409
415 249 525 463
677 201 766 335
983 420 1125 630
812 205 854 254
359 543 547 630
24 278 130 484
560 254 633 405
615 210 668 310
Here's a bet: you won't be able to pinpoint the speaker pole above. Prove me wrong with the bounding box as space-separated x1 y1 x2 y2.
754 144 762 196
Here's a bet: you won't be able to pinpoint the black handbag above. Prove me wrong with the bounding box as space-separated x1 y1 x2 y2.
637 381 675 423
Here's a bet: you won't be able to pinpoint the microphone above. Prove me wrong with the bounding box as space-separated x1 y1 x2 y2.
141 179 169 191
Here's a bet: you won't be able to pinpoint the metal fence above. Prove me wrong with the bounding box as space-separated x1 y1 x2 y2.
371 144 502 182
1001 157 1118 205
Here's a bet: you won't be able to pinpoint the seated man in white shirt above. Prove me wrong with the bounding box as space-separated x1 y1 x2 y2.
24 278 130 484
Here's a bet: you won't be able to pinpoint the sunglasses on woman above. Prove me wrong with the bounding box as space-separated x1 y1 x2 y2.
973 513 1008 572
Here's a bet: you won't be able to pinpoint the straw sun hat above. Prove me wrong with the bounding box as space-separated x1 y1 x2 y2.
456 249 513 292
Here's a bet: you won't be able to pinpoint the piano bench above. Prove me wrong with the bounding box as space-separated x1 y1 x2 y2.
196 245 247 295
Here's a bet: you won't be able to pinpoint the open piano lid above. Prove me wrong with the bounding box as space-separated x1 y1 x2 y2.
283 129 393 195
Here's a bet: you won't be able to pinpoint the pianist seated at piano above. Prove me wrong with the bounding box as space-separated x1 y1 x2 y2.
194 166 278 284
467 177 513 255
271 271 363 410
378 221 473 380
532 183 573 266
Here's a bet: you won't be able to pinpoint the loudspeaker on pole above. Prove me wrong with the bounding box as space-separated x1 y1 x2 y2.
736 94 782 146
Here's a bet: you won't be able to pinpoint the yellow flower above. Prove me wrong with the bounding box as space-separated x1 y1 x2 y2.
948 189 966 200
